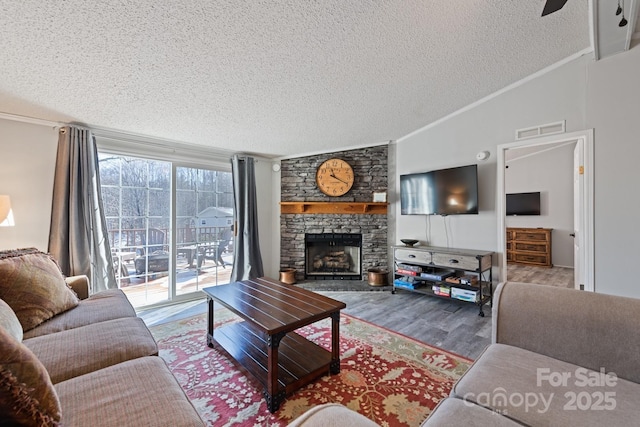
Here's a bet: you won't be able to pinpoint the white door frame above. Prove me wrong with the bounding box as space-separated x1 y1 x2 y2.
496 129 594 291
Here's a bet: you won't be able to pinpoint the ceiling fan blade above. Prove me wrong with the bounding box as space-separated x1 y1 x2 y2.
541 0 569 16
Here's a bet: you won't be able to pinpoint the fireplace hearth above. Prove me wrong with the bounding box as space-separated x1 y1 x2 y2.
305 233 362 280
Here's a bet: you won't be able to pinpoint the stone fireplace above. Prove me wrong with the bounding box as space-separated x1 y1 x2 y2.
279 145 388 282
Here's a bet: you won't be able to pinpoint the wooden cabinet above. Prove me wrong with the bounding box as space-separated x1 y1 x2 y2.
392 246 493 317
506 227 552 267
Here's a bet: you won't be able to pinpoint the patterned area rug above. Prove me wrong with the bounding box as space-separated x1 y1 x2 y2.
150 309 472 427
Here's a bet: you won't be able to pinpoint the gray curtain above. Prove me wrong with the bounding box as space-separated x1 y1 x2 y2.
48 126 116 293
230 155 264 281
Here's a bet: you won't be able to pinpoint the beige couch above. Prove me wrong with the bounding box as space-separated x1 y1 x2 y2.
289 282 640 426
1 272 204 426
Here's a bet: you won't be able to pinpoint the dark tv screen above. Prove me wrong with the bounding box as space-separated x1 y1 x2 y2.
400 164 479 215
506 192 541 215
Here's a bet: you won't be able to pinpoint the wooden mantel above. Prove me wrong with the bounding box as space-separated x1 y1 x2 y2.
280 201 388 215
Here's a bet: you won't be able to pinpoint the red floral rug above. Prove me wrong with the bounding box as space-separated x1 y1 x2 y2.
150 309 472 426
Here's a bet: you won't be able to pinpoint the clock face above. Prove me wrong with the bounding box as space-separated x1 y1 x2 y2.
316 158 354 196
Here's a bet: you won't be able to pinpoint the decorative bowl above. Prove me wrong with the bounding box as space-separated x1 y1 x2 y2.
400 239 419 247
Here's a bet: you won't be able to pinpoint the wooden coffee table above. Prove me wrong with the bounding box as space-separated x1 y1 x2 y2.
203 277 346 412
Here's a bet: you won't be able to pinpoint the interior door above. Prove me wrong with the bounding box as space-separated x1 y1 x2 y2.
573 142 583 290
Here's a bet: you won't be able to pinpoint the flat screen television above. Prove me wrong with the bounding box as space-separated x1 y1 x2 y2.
506 192 541 215
400 164 479 215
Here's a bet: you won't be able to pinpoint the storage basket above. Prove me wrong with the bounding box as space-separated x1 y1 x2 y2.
367 268 388 286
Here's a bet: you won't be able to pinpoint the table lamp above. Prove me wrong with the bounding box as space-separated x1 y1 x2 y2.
0 195 15 226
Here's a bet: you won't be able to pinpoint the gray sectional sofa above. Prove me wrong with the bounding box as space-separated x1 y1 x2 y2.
0 252 205 427
289 282 640 426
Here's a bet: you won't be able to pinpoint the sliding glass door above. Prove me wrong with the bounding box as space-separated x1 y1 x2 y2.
175 166 234 296
98 153 234 308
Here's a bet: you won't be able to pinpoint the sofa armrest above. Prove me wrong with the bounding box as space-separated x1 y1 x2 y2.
492 282 640 383
65 275 89 300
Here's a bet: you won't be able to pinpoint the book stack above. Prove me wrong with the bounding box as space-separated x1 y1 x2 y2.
432 285 451 297
420 268 454 281
396 263 422 277
393 277 422 290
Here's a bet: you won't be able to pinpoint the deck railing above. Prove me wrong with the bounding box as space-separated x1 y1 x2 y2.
108 226 228 251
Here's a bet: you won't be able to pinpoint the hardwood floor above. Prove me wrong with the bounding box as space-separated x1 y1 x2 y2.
507 263 574 288
139 280 493 360
328 290 492 359
139 266 575 362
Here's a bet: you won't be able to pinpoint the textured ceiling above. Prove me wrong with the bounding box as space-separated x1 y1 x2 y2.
0 1 593 157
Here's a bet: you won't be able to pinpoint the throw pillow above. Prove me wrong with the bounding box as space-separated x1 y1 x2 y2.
0 248 79 331
0 326 62 426
0 298 23 342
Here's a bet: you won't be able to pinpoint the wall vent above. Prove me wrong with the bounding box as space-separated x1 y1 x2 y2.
515 121 565 140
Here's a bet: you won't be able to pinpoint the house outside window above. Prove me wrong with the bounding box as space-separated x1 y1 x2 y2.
98 153 234 308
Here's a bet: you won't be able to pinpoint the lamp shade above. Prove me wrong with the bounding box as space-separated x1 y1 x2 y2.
0 195 15 227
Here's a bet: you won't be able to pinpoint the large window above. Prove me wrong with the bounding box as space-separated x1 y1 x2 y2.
99 153 234 307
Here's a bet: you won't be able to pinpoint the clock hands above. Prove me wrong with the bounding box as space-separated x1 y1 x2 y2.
333 176 348 185
329 169 348 185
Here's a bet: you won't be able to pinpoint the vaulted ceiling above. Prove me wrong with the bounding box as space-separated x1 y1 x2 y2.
0 1 637 157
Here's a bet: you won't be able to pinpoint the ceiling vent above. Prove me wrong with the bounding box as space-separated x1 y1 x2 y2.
515 121 565 140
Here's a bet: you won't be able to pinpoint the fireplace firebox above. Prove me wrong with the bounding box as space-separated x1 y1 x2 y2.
305 233 362 280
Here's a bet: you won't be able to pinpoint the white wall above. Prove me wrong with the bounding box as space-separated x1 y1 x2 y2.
270 160 282 275
586 47 640 297
395 56 588 257
253 158 276 278
505 143 574 267
395 47 640 298
0 118 58 251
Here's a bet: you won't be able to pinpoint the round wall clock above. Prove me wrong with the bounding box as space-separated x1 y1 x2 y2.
315 158 354 196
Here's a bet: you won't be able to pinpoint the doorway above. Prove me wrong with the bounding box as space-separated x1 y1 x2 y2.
496 129 594 292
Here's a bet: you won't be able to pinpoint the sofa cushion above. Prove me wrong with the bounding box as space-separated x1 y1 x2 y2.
24 317 159 383
452 343 640 426
55 356 204 427
0 298 23 342
23 288 136 339
0 326 62 426
0 248 79 331
422 397 523 426
287 403 379 427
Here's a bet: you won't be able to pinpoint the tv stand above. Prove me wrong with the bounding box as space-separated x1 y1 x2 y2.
392 246 493 316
